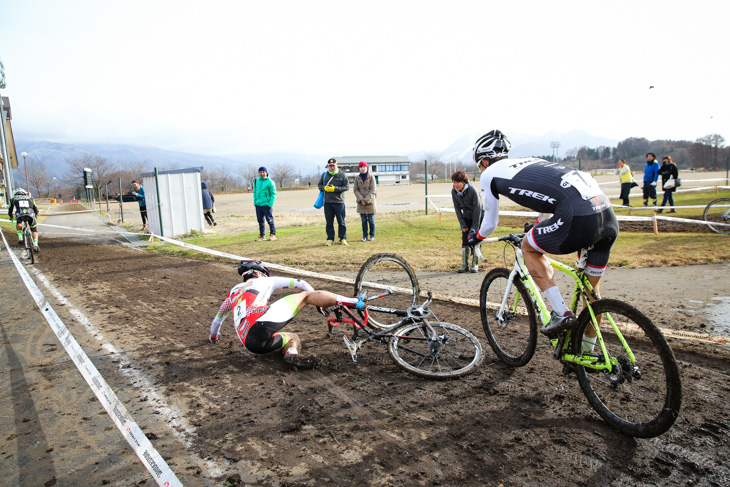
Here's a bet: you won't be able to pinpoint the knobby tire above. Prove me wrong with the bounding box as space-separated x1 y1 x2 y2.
703 198 730 234
480 267 538 366
354 253 419 329
388 322 483 379
572 299 682 438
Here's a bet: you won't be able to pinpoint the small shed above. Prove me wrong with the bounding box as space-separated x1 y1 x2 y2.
141 167 204 237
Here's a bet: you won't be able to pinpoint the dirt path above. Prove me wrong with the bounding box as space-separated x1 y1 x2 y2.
2 222 729 486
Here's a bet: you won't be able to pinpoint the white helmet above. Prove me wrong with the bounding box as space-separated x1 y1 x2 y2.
14 188 28 197
473 130 512 164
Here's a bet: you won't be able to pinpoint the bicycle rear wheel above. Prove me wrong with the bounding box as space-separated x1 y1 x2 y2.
389 322 482 379
480 267 538 366
354 253 419 329
24 226 34 264
572 299 682 438
703 198 730 234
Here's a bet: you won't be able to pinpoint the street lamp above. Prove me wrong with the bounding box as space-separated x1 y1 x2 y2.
21 151 29 193
52 177 57 198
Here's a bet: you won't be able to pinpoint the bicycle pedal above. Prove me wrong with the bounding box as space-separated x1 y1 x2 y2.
343 336 359 363
561 362 575 376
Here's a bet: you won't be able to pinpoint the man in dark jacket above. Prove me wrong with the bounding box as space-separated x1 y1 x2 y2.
201 182 216 226
318 158 349 245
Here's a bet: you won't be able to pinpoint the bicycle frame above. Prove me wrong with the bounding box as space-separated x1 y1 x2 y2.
326 291 440 360
494 239 634 373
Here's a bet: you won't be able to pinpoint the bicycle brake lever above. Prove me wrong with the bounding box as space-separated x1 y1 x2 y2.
473 244 487 263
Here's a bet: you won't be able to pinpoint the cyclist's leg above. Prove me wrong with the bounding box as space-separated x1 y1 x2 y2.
523 211 574 316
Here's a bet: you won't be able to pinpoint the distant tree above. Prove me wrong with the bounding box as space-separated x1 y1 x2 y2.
239 164 259 190
203 166 233 192
616 137 650 161
424 152 443 181
64 153 116 199
270 161 297 188
25 158 52 197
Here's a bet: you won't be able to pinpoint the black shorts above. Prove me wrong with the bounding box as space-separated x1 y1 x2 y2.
527 208 619 277
16 214 37 230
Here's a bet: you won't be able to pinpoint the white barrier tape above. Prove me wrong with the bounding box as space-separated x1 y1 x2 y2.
0 231 182 487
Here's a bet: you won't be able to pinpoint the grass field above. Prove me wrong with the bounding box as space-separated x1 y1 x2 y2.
149 189 730 273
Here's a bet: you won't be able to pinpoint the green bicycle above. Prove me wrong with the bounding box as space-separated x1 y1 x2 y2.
479 231 682 438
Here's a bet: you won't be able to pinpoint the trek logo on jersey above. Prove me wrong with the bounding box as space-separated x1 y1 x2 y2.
507 187 557 205
536 218 564 234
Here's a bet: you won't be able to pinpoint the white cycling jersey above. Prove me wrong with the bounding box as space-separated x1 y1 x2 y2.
477 157 611 240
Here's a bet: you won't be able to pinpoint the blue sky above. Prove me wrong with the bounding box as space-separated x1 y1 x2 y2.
1 0 728 156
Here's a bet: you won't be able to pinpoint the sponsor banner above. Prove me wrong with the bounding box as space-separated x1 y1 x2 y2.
0 231 182 487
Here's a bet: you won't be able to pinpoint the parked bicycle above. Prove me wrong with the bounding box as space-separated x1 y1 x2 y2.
325 253 483 379
703 198 730 234
479 231 682 438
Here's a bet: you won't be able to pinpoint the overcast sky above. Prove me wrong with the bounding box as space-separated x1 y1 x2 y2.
1 0 728 157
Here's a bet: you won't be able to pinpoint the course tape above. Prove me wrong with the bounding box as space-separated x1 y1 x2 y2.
0 231 182 487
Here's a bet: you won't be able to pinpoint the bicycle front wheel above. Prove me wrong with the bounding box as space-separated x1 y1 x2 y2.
703 198 730 234
572 299 682 438
389 322 483 379
480 268 538 366
354 253 419 329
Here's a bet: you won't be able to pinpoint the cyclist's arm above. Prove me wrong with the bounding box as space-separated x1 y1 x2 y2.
210 296 234 338
477 177 500 239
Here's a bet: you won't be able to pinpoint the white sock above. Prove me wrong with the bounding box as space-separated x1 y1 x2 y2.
284 348 298 356
544 286 568 315
582 335 597 354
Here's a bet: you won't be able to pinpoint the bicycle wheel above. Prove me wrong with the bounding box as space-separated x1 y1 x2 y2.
24 226 34 264
388 322 483 379
354 253 419 329
480 267 538 366
703 198 730 234
572 299 682 438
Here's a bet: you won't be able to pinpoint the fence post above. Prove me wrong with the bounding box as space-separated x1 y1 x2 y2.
118 177 124 223
424 159 428 215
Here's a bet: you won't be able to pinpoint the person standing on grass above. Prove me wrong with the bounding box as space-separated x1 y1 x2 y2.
657 156 679 214
642 152 660 208
131 180 148 232
614 159 634 207
253 167 277 241
201 182 217 226
354 161 377 242
318 158 349 246
451 170 482 273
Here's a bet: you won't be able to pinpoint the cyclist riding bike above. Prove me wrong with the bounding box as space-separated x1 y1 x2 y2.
209 260 365 368
467 130 619 344
8 188 40 252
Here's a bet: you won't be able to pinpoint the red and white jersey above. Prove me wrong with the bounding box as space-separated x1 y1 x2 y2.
209 276 314 345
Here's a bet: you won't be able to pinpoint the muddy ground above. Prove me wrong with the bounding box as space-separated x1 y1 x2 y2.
4 227 730 486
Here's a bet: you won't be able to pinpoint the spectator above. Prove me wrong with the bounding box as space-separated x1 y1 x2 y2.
657 156 679 214
642 152 660 208
201 182 216 226
614 159 634 207
354 161 377 241
131 180 148 232
253 167 277 241
318 158 349 246
451 170 482 273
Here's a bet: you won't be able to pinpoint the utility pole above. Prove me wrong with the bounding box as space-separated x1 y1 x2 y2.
550 141 561 162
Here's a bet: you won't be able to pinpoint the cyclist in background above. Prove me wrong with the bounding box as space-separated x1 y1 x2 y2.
467 130 619 346
8 188 40 252
209 260 365 368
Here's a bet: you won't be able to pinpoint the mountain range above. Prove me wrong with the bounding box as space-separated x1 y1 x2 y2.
15 130 618 178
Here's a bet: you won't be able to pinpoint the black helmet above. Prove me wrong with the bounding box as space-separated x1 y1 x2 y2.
473 130 512 165
237 260 270 281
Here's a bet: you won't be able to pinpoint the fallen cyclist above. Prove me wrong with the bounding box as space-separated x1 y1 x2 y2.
467 130 619 350
208 260 365 368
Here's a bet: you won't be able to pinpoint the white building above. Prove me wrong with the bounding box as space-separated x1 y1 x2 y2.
335 156 410 185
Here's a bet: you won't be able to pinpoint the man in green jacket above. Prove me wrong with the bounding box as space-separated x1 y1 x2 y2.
253 167 277 241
